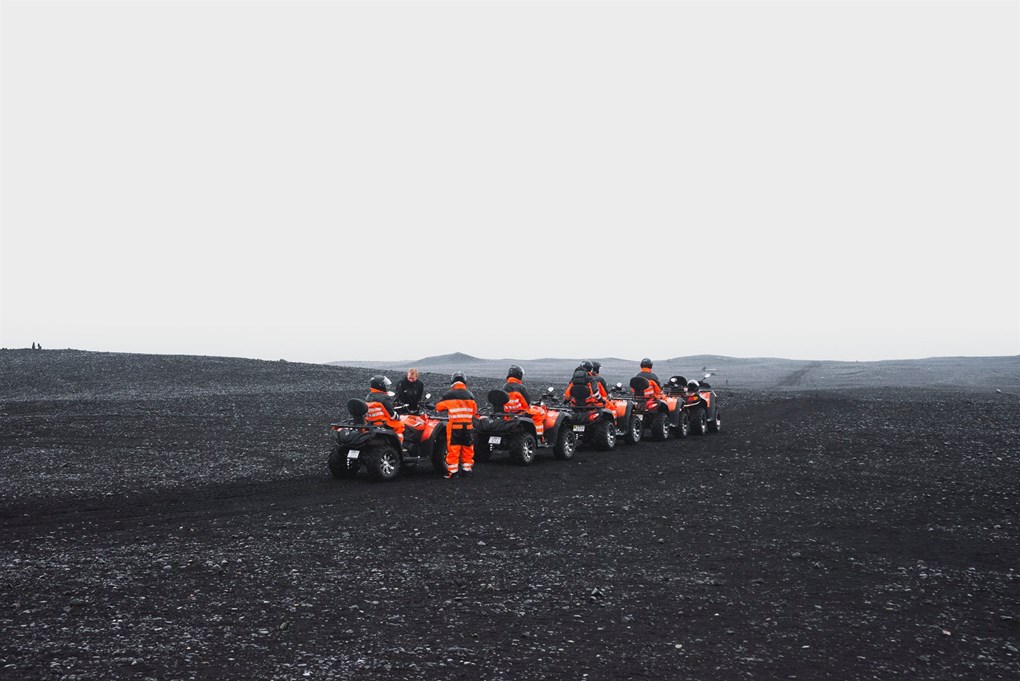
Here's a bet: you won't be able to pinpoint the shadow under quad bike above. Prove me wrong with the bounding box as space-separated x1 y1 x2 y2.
669 374 721 436
328 398 448 481
557 382 618 452
473 388 576 465
621 375 690 441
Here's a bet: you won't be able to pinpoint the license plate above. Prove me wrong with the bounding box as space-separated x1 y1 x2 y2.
488 436 502 444
347 449 360 460
572 425 586 432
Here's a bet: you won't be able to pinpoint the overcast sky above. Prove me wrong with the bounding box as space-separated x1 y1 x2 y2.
2 0 1017 364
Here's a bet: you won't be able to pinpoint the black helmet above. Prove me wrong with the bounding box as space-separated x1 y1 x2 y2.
370 375 391 391
591 360 601 374
687 380 700 392
580 360 594 372
640 357 653 369
507 364 524 380
451 371 467 385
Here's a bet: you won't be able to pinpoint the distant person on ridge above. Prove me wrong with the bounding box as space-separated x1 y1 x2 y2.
502 364 546 442
394 368 425 412
365 375 405 443
436 372 478 479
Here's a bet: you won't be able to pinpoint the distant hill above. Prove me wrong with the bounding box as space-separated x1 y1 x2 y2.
329 353 1020 391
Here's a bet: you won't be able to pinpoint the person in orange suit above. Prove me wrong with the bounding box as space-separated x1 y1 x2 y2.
502 364 546 442
365 375 405 443
565 360 609 406
632 358 663 398
436 371 478 478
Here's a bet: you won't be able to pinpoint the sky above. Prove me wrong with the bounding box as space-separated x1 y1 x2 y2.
1 0 1018 364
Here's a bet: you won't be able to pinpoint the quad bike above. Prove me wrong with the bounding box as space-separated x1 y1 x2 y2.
616 375 690 441
328 395 448 481
473 387 576 465
556 383 619 451
668 374 721 436
605 389 643 445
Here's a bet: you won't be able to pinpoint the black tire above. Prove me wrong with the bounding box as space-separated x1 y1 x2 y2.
707 408 721 433
649 412 670 442
509 433 537 465
473 433 493 463
622 414 642 445
328 444 358 479
553 427 577 460
691 407 708 436
676 410 690 439
592 418 617 451
366 444 401 481
431 438 448 475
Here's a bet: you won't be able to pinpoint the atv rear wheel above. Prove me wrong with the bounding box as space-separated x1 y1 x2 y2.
553 428 577 460
691 407 708 436
592 418 616 451
623 414 642 445
366 445 400 481
707 409 721 433
676 411 690 438
328 444 358 479
649 412 670 441
509 433 537 465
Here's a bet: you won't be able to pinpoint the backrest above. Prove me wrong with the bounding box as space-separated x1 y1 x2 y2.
488 389 510 413
347 398 368 424
630 375 650 395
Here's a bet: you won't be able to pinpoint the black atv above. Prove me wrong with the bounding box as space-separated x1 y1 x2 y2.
328 398 447 481
473 388 576 465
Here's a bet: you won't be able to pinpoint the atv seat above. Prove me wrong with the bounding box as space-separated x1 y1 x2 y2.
630 375 650 395
488 389 510 413
347 399 368 424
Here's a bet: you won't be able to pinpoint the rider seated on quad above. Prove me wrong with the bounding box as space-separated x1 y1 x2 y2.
632 358 663 399
365 375 405 443
503 364 547 441
564 360 609 407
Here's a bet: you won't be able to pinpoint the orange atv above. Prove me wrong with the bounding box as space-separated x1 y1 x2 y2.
616 375 690 441
667 374 721 436
473 388 576 465
328 396 448 481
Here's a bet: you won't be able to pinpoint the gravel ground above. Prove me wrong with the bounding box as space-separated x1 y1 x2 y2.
1 349 1018 680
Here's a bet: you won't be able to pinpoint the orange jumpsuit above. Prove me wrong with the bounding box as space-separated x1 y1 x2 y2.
565 372 609 406
634 367 663 399
503 376 545 439
365 388 405 443
436 381 478 477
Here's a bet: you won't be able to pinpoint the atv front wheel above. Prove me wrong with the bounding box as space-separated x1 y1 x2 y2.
592 419 617 451
366 445 401 481
509 433 537 465
431 438 448 475
690 407 708 436
623 414 642 445
328 444 359 479
553 428 576 460
649 412 670 442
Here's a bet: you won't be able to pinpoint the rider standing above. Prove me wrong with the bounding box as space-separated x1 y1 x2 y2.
394 368 425 411
436 372 478 478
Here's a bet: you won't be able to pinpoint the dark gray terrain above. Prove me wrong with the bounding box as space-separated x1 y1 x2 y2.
1 349 1019 680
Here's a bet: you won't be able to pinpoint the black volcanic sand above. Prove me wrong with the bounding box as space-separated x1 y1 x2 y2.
1 350 1018 680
